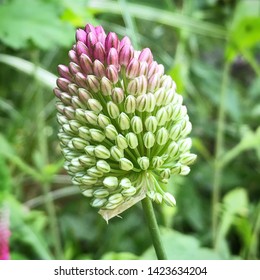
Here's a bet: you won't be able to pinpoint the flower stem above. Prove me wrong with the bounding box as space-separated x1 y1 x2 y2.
141 196 167 260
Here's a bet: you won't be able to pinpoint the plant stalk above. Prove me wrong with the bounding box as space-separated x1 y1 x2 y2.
212 61 230 247
141 196 167 260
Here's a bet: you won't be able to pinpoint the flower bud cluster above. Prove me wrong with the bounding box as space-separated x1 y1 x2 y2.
54 24 196 213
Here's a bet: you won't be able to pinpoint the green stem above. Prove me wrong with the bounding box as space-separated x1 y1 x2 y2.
141 196 167 260
212 61 230 248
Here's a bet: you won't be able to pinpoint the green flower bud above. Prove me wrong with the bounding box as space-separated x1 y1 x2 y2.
167 141 179 157
143 132 155 149
122 186 136 197
107 101 120 119
110 146 124 161
124 95 136 114
163 192 176 206
156 107 168 126
79 155 96 166
137 157 150 170
89 128 105 142
94 145 111 159
146 93 156 112
96 160 111 173
84 145 95 156
118 112 130 130
170 163 181 174
115 134 128 150
62 123 74 135
178 138 192 153
119 158 134 171
72 138 88 150
82 189 94 197
69 120 81 132
91 198 107 208
85 110 98 125
154 193 163 204
145 116 158 133
100 76 113 96
78 126 91 141
119 178 132 189
131 116 143 134
169 124 182 140
156 127 169 145
160 168 171 179
81 175 98 185
87 167 103 178
105 124 118 140
154 88 166 106
103 176 118 189
75 108 86 122
126 132 138 149
179 153 197 165
152 156 164 168
97 114 111 128
57 114 68 125
136 95 147 112
87 98 103 113
93 188 110 198
180 165 190 175
108 193 124 204
86 75 100 93
112 87 124 104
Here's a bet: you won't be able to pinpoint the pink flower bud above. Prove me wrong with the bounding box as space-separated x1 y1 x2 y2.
95 26 106 44
68 62 81 75
75 72 87 88
53 87 62 99
126 58 139 79
106 65 118 84
119 44 134 67
105 32 119 52
57 77 70 91
76 28 87 43
93 60 106 78
93 42 106 64
138 48 153 64
76 41 90 56
68 50 79 64
58 65 73 80
119 36 131 49
68 83 78 95
107 47 119 68
86 32 98 50
80 54 93 74
139 62 148 76
148 73 160 92
85 23 96 34
147 61 158 78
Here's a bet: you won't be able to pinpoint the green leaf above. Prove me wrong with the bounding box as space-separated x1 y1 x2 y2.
0 0 74 49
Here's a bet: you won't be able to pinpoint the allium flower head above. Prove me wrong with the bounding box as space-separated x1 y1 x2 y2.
54 24 196 219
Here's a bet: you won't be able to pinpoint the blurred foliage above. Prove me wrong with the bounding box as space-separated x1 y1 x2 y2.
0 0 259 260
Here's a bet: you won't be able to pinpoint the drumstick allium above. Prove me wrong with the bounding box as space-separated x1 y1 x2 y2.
54 24 196 220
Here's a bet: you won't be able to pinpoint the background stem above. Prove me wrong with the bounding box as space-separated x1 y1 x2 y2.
212 61 230 247
141 196 167 260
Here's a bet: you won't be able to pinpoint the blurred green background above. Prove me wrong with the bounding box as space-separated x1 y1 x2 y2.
0 0 259 260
